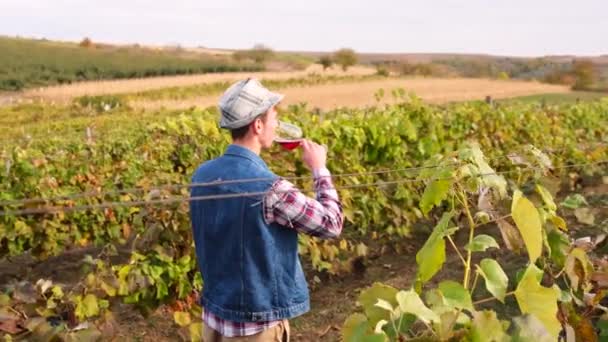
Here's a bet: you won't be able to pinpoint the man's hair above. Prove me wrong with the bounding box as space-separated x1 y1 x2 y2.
230 112 268 140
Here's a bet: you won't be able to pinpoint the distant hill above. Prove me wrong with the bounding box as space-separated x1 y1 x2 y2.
290 51 608 89
2 36 605 92
0 36 262 91
291 50 608 65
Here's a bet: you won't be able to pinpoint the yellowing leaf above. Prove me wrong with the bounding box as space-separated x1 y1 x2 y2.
565 248 592 290
515 265 560 339
496 218 524 251
342 313 368 341
63 327 102 342
189 322 202 342
51 286 64 299
550 214 567 231
0 294 10 306
374 299 394 313
100 281 116 297
339 239 348 250
528 145 553 170
343 208 355 223
356 243 368 257
512 314 554 342
75 294 100 320
511 190 543 263
173 311 191 327
535 184 556 211
574 208 595 226
470 310 509 342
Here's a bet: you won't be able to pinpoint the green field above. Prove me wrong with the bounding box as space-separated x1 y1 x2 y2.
0 36 263 91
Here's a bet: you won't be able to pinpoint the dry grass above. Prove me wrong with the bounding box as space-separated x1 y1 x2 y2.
12 65 571 110
131 78 571 111
20 64 375 102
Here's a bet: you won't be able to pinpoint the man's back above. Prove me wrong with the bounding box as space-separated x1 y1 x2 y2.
190 145 309 323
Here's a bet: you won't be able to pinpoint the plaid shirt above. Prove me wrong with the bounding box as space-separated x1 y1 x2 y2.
203 167 343 337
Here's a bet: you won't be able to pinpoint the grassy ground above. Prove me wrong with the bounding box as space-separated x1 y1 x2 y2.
500 91 607 105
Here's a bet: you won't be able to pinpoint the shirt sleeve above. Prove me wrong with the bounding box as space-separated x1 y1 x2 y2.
263 167 344 239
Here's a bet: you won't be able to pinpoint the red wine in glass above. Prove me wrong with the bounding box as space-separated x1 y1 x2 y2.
275 138 302 150
275 121 303 151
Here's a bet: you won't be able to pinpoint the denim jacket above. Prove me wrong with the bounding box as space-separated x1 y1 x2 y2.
190 144 309 322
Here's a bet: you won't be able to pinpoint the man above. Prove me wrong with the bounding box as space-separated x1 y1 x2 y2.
190 78 344 341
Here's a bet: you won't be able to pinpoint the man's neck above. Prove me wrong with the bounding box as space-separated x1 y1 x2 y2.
232 139 261 155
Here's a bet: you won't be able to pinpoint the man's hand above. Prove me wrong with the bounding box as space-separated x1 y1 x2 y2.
301 139 327 170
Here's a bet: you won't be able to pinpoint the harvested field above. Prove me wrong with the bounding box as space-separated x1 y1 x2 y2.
130 77 571 110
18 65 375 102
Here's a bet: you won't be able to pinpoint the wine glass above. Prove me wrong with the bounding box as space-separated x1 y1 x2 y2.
274 121 303 150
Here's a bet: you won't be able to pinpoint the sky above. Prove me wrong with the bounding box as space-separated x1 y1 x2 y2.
1 0 606 57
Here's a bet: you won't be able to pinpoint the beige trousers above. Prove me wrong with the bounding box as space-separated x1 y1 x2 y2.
202 320 290 342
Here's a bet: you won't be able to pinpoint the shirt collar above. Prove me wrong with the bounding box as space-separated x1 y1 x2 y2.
224 144 269 169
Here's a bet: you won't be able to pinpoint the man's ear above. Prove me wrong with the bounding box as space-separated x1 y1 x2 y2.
252 117 263 134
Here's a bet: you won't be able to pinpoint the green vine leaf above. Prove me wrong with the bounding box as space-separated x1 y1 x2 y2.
342 313 387 342
416 212 455 286
396 290 440 324
358 283 399 327
420 179 452 215
477 259 509 303
465 234 499 252
438 281 473 312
